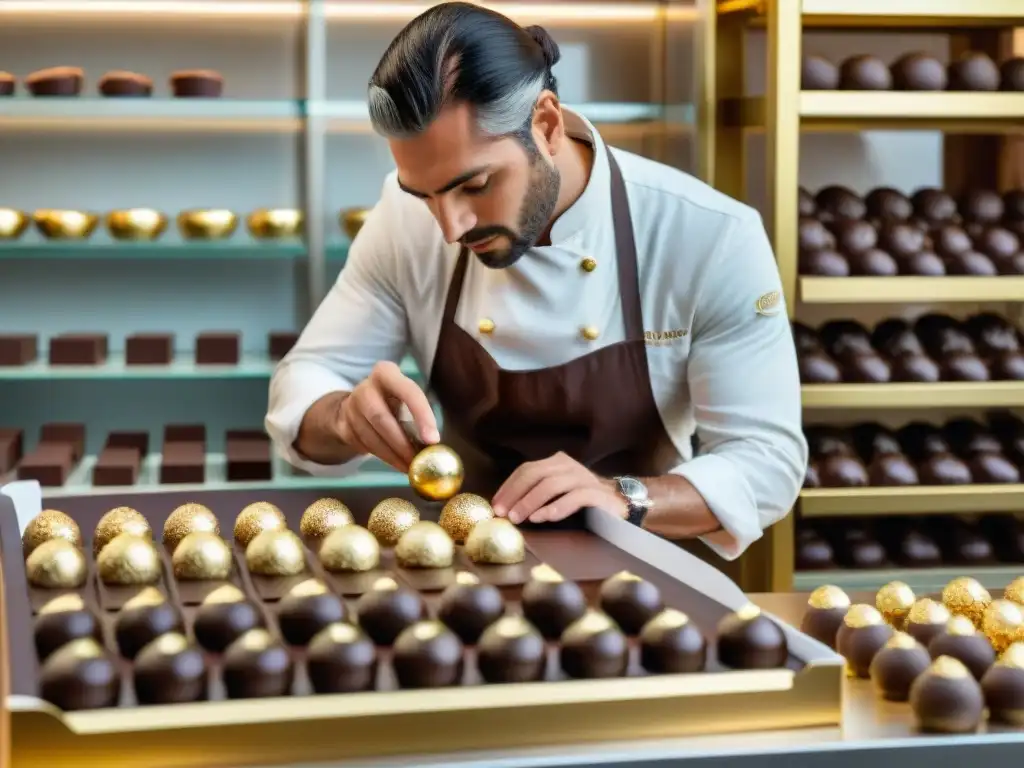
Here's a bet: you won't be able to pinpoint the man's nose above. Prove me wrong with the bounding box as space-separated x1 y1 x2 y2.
435 199 474 244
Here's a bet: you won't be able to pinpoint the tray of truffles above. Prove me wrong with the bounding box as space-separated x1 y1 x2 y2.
802 52 1024 93
0 445 844 766
0 67 224 98
797 577 1024 735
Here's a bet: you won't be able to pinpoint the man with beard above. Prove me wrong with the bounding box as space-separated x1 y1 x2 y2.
266 2 806 568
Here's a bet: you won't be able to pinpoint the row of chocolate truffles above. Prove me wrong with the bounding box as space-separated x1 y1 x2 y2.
804 415 1024 489
795 314 1024 384
800 578 1024 733
802 51 1024 92
797 515 1024 572
801 186 1024 228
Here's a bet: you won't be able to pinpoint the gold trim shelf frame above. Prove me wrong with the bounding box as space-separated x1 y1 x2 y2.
800 485 1024 518
802 382 1024 409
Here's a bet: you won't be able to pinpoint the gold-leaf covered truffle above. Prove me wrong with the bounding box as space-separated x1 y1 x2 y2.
907 598 951 628
26 538 87 588
999 642 1024 669
97 533 162 585
843 604 884 629
1003 576 1024 607
438 493 494 543
394 521 454 569
299 498 353 540
163 503 220 552
23 509 82 557
928 654 971 679
202 584 246 605
983 599 1024 654
93 507 151 555
884 631 920 651
319 525 380 573
233 502 287 548
124 586 167 610
942 576 992 627
407 444 464 501
465 517 526 565
172 531 232 580
808 584 850 611
245 529 306 576
876 581 915 627
367 498 419 546
946 615 978 637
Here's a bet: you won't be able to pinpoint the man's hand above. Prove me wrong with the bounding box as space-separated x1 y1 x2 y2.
491 452 628 524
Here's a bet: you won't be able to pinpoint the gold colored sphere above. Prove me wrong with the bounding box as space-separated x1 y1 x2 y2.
163 503 220 552
233 502 287 548
408 444 464 502
26 538 87 589
97 533 162 585
177 209 238 240
395 521 454 569
946 615 978 637
106 208 168 241
843 604 884 629
808 584 851 612
563 610 617 643
999 642 1024 669
93 506 151 555
884 631 920 651
300 498 353 540
876 581 916 627
928 655 971 680
1004 576 1024 607
33 209 99 240
983 599 1024 654
246 208 304 239
202 584 246 605
22 509 82 557
124 586 167 610
907 598 950 628
0 208 29 239
942 576 992 627
39 593 87 615
245 529 306 576
438 493 494 543
642 608 691 635
580 257 598 273
529 563 564 583
319 524 380 573
367 498 420 546
340 207 370 240
465 517 526 565
172 531 233 580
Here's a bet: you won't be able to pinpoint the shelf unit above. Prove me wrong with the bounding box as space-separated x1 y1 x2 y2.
714 0 1024 592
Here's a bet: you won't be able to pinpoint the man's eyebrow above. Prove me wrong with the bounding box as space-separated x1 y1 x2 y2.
397 166 490 198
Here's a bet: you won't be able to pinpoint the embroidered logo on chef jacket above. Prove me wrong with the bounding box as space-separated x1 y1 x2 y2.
644 329 688 347
755 290 782 317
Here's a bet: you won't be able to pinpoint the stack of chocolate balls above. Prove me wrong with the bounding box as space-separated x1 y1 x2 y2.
802 578 1024 733
798 185 1024 277
795 314 1024 385
802 51 1024 92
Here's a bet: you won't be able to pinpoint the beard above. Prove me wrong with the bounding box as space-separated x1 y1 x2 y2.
460 156 561 270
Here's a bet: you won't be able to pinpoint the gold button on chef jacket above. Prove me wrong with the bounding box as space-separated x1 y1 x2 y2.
266 109 807 561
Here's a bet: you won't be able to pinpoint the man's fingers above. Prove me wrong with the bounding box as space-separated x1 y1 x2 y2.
356 386 417 466
345 409 408 472
372 363 439 444
507 474 577 524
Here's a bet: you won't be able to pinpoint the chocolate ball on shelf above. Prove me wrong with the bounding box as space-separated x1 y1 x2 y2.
798 187 817 217
799 249 850 277
306 622 377 694
910 656 985 733
896 421 950 459
865 187 913 222
876 580 916 628
133 632 207 705
919 453 974 485
928 616 996 681
792 321 821 353
276 579 348 647
870 632 932 702
798 217 836 252
560 610 630 679
795 529 835 570
806 426 855 457
975 226 1020 261
354 577 426 646
392 620 464 688
598 571 664 636
948 52 1000 91
837 529 888 569
831 219 878 255
970 453 1021 483
912 188 958 224
818 455 870 487
815 186 866 222
802 55 839 90
945 524 996 565
436 571 505 644
893 529 943 568
899 251 947 276
994 253 1024 275
844 352 892 383
982 600 1024 654
870 321 925 359
940 352 991 382
820 319 873 358
837 604 893 678
114 587 184 660
39 638 120 711
1001 58 1024 91
800 585 850 648
964 313 1021 354
906 599 952 647
34 594 101 662
981 643 1024 724
222 628 294 699
868 454 920 486
476 616 547 684
890 355 941 383
944 251 998 276
994 351 1024 380
877 221 927 259
891 52 948 91
800 353 844 383
716 603 787 669
851 422 904 457
932 225 973 257
193 584 262 653
521 564 588 640
839 55 893 90
849 248 899 276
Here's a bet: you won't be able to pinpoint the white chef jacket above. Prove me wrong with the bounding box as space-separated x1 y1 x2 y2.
265 110 808 560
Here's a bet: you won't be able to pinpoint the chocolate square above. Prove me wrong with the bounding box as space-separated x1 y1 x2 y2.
105 430 150 457
0 428 24 474
39 423 86 462
92 447 141 486
17 443 74 486
48 333 108 365
268 331 299 361
225 439 272 481
164 424 205 444
226 429 267 444
125 333 174 365
0 335 38 366
195 332 240 365
160 442 205 484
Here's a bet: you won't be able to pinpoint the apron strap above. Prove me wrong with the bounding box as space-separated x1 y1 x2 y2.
605 147 645 342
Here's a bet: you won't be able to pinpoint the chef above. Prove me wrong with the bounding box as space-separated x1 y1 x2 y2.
266 2 807 564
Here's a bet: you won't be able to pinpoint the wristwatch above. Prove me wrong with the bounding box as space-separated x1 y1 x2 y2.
613 475 653 527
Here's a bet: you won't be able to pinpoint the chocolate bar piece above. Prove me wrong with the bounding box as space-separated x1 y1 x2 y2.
268 331 299 361
225 430 272 481
0 428 24 474
40 423 86 462
170 69 224 98
125 333 174 365
17 443 74 486
49 333 108 366
93 447 141 486
160 442 205 484
25 66 84 97
98 70 153 97
105 430 150 457
164 424 205 445
195 332 240 365
0 335 38 366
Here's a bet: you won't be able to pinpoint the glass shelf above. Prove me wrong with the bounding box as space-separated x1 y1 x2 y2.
0 241 308 259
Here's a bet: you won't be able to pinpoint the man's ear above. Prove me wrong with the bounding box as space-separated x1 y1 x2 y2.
531 90 564 156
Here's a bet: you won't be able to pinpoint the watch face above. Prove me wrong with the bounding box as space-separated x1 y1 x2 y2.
618 476 646 500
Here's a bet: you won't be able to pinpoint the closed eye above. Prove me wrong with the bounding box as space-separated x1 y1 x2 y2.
463 180 491 196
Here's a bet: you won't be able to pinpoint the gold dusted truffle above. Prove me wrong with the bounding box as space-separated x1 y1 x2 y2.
26 538 87 588
942 576 992 627
1000 642 1024 668
233 501 287 548
163 503 219 552
23 509 82 557
97 533 162 585
300 498 353 540
408 444 464 501
809 584 850 611
203 583 246 605
172 531 232 580
1003 576 1024 607
395 521 454 569
983 599 1024 654
843 603 885 629
319 525 380 573
438 493 493 543
876 581 916 628
39 593 87 615
465 518 526 565
124 586 167 609
245 529 306 576
367 498 419 546
93 507 151 555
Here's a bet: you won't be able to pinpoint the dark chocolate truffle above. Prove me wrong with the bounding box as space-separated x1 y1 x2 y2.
799 353 843 383
598 571 664 635
806 426 855 457
912 188 957 224
965 313 1021 354
799 585 850 649
940 353 990 382
836 604 894 678
974 226 1019 260
277 579 348 647
945 251 998 276
877 222 926 259
1000 58 1024 91
840 532 888 570
891 53 947 91
39 638 120 711
948 52 1000 92
928 616 996 681
98 70 153 97
919 453 973 485
815 186 865 222
970 453 1020 483
905 599 952 647
843 353 891 383
868 454 920 486
851 422 904 457
993 351 1024 380
849 248 899 276
798 187 817 217
560 610 630 679
893 529 942 567
831 220 878 255
802 55 839 90
796 537 835 570
899 251 946 276
932 225 972 257
114 589 184 660
910 656 985 733
193 585 262 653
639 609 707 674
871 321 924 358
980 645 1024 725
306 622 377 693
133 632 207 705
799 249 850 276
865 187 912 222
897 421 949 459
392 620 464 688
799 217 835 252
521 564 588 640
436 571 505 644
354 577 426 646
222 628 293 699
960 190 1005 224
476 615 546 683
792 322 821 353
716 604 788 669
34 594 101 662
870 632 932 701
820 320 873 359
890 355 941 383
839 55 893 90
819 455 870 487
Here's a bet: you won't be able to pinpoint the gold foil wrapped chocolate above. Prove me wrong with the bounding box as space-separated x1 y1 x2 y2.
93 506 151 555
843 604 885 629
907 598 951 628
367 498 419 546
438 493 494 543
172 531 233 580
97 533 162 585
1004 576 1024 607
233 501 287 548
394 521 454 569
465 517 526 565
23 509 82 557
983 599 1024 654
408 444 464 501
876 581 916 627
942 576 992 627
26 538 87 589
245 529 306 576
808 584 850 611
300 498 353 540
163 503 220 552
319 525 380 573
